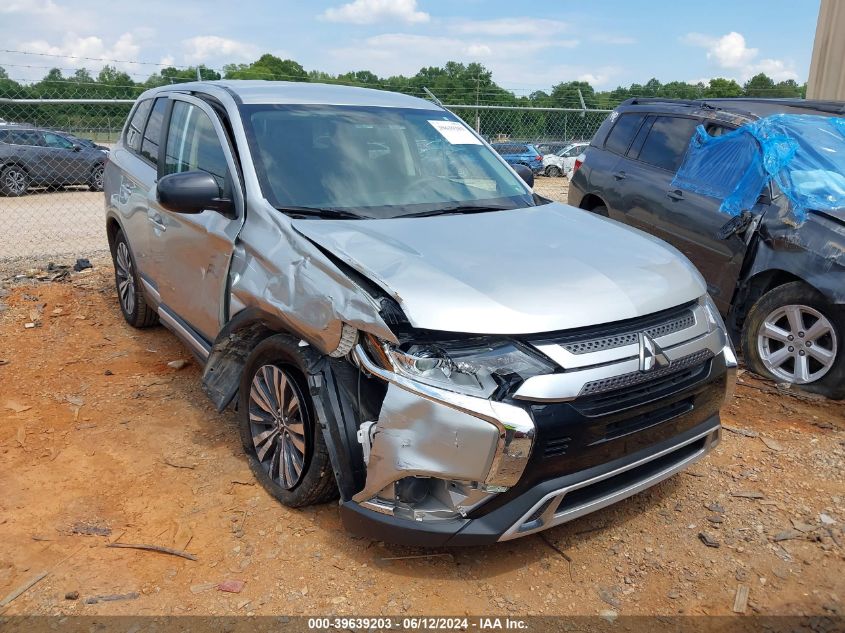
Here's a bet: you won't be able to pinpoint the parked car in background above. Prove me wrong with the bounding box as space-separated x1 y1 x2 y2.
104 80 735 545
536 141 572 156
490 142 544 174
569 97 845 398
66 134 109 153
543 141 589 178
0 126 106 196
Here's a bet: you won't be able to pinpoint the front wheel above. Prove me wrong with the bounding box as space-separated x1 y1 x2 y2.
741 281 844 399
238 335 338 507
88 164 104 191
545 165 561 178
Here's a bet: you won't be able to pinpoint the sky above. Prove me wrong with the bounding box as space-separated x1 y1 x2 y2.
0 0 822 93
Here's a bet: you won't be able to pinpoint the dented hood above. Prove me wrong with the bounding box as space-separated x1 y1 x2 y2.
292 203 706 335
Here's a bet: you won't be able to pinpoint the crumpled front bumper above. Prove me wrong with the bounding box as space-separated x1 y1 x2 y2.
340 416 722 546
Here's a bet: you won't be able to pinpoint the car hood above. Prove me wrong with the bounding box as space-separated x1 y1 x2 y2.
292 202 706 335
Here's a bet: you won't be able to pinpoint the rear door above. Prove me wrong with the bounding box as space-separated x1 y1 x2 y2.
107 97 160 286
150 94 245 342
586 112 647 214
615 115 748 312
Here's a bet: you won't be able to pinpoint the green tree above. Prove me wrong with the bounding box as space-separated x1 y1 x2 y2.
704 78 743 98
224 54 308 81
743 73 775 97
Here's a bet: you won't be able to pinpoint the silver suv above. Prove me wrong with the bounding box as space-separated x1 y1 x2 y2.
104 81 736 545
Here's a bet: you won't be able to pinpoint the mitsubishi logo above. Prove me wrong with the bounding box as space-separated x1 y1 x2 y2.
638 333 670 373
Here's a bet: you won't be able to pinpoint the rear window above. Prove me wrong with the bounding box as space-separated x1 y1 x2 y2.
604 113 645 155
125 99 153 152
635 116 699 172
140 98 168 165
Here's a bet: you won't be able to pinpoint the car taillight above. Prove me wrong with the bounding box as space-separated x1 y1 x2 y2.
572 153 586 174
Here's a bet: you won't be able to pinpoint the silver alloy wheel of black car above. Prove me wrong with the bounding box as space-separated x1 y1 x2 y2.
91 165 104 189
115 241 136 316
3 167 27 195
248 364 307 490
757 303 838 384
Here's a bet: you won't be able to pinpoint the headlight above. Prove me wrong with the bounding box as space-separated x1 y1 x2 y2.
369 336 555 398
699 294 727 333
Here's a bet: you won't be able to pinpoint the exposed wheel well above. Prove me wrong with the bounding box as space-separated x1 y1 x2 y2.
730 268 808 336
1 161 29 174
106 217 122 252
579 194 607 213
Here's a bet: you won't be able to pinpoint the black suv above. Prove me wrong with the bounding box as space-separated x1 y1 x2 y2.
569 98 845 399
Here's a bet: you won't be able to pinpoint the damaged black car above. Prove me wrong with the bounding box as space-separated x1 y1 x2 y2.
570 98 845 399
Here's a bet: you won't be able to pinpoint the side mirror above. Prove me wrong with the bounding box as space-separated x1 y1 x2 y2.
157 170 234 216
514 164 534 188
72 144 82 152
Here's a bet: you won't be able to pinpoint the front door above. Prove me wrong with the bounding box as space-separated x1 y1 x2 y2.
149 95 245 343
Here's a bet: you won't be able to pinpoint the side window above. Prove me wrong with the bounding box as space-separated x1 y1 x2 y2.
43 132 74 149
635 116 699 172
140 98 168 165
125 99 153 152
164 101 229 192
0 130 8 144
604 113 646 155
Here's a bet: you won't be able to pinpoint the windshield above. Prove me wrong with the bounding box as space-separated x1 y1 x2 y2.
240 104 536 219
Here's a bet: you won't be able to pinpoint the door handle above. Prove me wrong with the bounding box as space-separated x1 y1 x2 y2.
149 215 167 232
612 171 626 180
667 189 684 201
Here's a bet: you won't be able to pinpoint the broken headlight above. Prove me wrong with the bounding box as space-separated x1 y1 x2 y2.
370 336 555 398
699 294 727 333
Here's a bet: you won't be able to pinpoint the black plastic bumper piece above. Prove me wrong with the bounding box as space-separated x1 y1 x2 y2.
338 414 720 547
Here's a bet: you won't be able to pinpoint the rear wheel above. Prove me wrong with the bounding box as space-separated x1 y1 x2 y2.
111 229 158 328
590 204 609 218
545 165 561 178
742 281 844 399
0 166 29 196
238 335 338 507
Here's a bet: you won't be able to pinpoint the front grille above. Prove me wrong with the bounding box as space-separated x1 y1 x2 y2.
563 310 695 355
579 349 714 397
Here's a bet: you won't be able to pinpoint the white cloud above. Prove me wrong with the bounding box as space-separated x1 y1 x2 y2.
683 31 797 82
321 0 429 25
181 36 259 64
19 32 141 70
0 0 60 14
448 18 568 37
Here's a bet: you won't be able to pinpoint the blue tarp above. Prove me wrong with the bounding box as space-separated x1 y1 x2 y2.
672 113 845 223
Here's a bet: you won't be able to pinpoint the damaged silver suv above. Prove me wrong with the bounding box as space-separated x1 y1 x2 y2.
105 81 736 545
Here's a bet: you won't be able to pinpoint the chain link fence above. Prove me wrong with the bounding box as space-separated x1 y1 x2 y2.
0 91 610 261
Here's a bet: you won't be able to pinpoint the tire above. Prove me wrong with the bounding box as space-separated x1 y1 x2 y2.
741 281 844 399
590 204 609 217
545 165 562 178
111 229 158 328
88 163 105 192
238 335 338 507
0 165 29 197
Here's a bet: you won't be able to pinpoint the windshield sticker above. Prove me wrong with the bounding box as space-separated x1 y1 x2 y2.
428 120 482 145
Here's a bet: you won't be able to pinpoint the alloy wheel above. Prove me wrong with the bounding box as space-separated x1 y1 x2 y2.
92 166 104 189
4 169 27 195
248 364 308 490
757 303 837 384
115 241 136 316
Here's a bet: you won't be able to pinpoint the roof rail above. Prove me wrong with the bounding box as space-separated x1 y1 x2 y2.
622 97 718 110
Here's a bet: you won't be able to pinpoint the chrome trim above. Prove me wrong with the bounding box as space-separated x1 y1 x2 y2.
351 344 535 488
723 343 738 402
157 308 211 361
534 303 709 371
516 328 727 402
499 424 720 541
140 277 161 306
